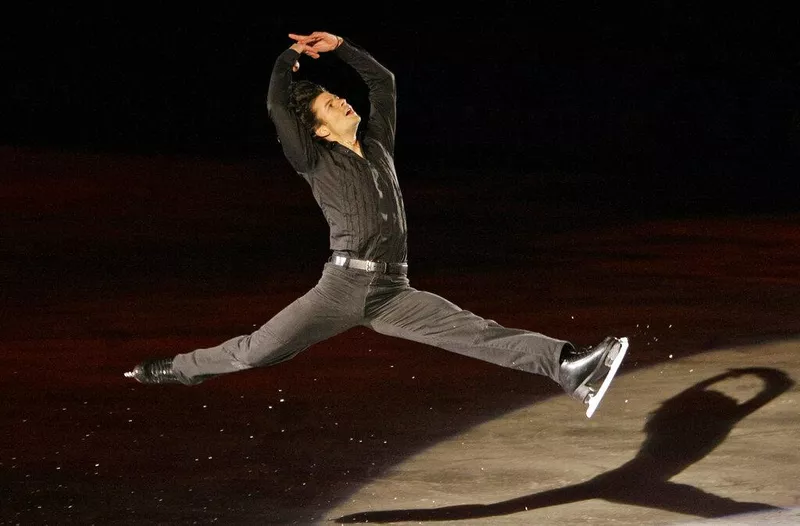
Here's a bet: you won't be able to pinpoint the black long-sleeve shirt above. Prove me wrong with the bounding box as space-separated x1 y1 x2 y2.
266 39 408 264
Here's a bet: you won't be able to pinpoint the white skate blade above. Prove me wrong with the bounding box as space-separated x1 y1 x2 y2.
585 337 629 418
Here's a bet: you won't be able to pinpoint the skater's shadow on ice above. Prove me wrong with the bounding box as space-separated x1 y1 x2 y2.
333 367 794 524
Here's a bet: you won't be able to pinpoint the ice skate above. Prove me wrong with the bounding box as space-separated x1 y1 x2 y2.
124 358 184 385
559 336 629 418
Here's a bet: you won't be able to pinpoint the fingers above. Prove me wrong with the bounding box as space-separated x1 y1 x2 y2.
288 33 320 44
287 32 328 59
289 40 320 59
299 43 320 59
294 31 325 39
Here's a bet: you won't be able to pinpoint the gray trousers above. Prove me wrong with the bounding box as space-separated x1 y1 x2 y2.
172 262 569 385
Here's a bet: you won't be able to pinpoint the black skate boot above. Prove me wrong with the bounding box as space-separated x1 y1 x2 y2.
124 358 184 385
559 336 629 418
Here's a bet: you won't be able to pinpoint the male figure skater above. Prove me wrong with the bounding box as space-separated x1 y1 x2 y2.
125 31 627 417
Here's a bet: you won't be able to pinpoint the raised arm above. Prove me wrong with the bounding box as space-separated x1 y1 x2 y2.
266 43 317 173
334 37 397 154
291 31 396 154
269 31 397 166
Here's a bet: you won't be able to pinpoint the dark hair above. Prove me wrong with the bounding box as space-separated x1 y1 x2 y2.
288 80 327 135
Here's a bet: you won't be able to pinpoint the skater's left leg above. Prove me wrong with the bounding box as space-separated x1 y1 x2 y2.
363 278 627 410
364 284 567 384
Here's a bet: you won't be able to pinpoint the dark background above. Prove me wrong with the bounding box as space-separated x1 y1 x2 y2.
2 4 799 210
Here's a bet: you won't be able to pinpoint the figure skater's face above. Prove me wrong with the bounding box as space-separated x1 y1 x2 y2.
312 91 361 139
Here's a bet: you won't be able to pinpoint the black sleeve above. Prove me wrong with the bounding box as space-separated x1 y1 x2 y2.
266 48 318 174
334 39 397 154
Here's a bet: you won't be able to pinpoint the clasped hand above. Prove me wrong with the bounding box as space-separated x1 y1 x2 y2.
289 32 341 59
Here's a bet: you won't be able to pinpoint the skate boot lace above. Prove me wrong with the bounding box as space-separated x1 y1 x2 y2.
124 358 181 384
145 358 178 382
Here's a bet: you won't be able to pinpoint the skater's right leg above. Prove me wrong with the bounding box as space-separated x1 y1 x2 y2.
125 263 371 385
